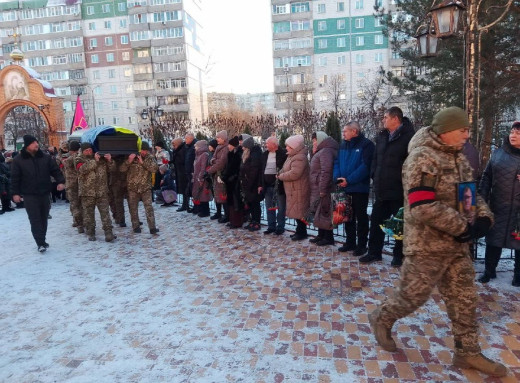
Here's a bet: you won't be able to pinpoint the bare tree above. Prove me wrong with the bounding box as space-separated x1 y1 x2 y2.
327 74 347 115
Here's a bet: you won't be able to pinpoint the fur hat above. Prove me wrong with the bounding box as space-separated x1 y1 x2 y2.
285 134 304 151
239 133 252 142
312 131 328 146
242 137 254 149
216 130 228 141
209 139 218 150
80 142 92 151
69 141 81 151
229 136 240 147
23 135 38 148
431 107 470 135
141 141 151 151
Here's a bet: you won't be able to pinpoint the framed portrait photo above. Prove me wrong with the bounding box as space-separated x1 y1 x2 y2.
458 181 477 224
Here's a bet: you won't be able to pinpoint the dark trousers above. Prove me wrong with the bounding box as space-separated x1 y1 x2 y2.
368 199 403 258
23 194 51 247
343 193 369 247
248 201 261 224
484 245 520 274
296 219 307 236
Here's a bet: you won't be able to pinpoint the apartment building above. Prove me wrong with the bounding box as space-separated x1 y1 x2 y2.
0 0 207 133
271 0 392 115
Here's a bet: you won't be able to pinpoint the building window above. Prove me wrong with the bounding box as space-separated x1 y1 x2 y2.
317 21 327 31
337 37 346 47
375 17 383 27
108 69 116 78
355 18 364 28
356 36 364 46
88 22 96 31
105 36 113 46
110 85 117 94
291 2 310 13
318 57 327 66
87 6 94 15
122 51 130 61
120 19 127 28
337 19 345 29
91 54 99 63
319 93 328 101
392 50 401 59
355 54 364 64
375 35 384 44
124 68 132 77
93 70 100 79
337 55 346 65
337 2 345 11
121 35 129 44
111 101 118 110
375 52 383 62
105 21 112 29
102 4 111 13
272 5 288 14
89 38 97 48
106 53 115 62
355 0 364 9
113 117 120 125
375 0 383 6
318 39 327 49
118 2 126 11
317 4 326 13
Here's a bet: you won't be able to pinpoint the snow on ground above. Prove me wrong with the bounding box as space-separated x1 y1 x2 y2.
0 201 518 382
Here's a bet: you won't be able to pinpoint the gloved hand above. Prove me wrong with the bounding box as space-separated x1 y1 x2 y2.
454 223 472 243
471 216 492 239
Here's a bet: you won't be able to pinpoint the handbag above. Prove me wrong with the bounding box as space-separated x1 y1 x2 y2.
162 189 177 204
331 188 353 227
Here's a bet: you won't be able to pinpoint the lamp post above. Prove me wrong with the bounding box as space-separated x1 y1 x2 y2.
415 0 514 144
140 105 164 144
283 64 291 133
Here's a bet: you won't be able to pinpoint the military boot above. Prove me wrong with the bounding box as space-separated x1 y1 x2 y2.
77 226 85 234
368 308 396 352
452 353 507 377
87 229 96 241
105 232 117 242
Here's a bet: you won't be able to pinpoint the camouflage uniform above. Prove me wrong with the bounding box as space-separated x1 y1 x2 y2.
108 156 127 226
75 154 116 240
120 153 158 231
63 152 82 229
372 127 493 357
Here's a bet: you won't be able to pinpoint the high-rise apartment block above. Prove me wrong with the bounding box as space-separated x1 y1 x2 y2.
0 0 206 133
271 0 392 115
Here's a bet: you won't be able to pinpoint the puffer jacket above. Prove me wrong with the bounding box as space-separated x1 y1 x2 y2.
479 137 520 250
207 142 229 203
402 127 493 256
278 143 310 219
75 154 115 198
310 136 339 230
120 154 158 194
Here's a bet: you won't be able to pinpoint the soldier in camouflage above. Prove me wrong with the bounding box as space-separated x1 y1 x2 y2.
108 156 128 228
368 107 507 378
120 141 159 234
75 142 116 242
63 140 83 233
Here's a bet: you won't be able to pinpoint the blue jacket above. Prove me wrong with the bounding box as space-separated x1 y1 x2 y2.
333 134 375 193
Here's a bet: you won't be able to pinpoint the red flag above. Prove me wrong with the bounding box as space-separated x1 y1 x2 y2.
70 95 89 134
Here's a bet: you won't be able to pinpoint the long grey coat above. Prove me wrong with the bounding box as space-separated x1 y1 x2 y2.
479 138 520 250
310 137 339 230
278 145 310 219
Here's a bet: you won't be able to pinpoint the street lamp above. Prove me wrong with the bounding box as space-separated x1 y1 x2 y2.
140 105 164 144
283 64 291 133
415 0 514 142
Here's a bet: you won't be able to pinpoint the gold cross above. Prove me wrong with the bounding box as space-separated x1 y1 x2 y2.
8 32 22 46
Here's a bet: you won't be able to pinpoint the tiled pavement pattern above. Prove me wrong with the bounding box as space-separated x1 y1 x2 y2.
1 203 519 382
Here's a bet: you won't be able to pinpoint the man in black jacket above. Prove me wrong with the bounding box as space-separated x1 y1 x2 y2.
10 135 65 252
260 136 287 235
182 132 197 212
172 138 188 211
360 107 415 266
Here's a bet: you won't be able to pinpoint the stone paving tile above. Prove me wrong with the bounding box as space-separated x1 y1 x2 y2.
0 202 519 382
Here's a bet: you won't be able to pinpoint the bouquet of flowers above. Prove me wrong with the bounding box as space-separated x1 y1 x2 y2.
331 188 352 227
380 207 404 240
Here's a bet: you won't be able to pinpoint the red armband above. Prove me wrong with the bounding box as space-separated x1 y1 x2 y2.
76 162 84 170
408 187 436 208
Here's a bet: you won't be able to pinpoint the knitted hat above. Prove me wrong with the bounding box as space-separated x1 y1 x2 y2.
313 131 328 146
285 134 304 151
23 135 38 147
216 130 228 141
80 142 92 151
69 140 81 151
239 133 252 142
242 137 254 149
209 139 218 150
431 107 470 135
195 140 208 151
141 141 150 151
229 136 239 147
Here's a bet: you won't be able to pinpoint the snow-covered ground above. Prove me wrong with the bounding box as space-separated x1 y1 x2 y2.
0 201 518 382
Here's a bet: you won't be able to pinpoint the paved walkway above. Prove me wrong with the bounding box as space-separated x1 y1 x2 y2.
0 202 519 382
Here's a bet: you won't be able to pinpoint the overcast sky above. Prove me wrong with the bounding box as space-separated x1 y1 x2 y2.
203 0 274 95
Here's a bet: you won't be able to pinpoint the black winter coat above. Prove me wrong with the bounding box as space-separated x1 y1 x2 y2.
261 147 287 195
240 145 264 204
479 138 520 250
222 146 243 210
371 119 415 201
173 143 188 193
184 139 197 179
10 148 65 196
